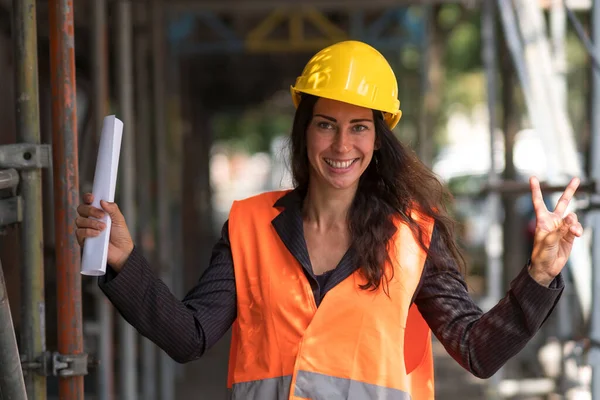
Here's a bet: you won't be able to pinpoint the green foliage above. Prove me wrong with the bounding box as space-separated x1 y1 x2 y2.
565 30 590 147
445 21 482 74
212 109 293 154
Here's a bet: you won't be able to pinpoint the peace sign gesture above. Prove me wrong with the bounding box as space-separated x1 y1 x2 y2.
528 176 584 287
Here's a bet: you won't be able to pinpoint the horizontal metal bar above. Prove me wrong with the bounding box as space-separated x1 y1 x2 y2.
165 0 591 14
169 0 478 13
0 144 52 170
175 41 244 54
21 351 95 377
0 169 19 190
479 180 597 195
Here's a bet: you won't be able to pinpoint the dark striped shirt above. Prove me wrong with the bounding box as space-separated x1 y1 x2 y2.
99 190 563 379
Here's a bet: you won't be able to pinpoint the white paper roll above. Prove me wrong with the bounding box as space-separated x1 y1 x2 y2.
81 115 123 276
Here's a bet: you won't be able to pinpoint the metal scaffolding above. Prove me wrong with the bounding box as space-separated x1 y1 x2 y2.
91 0 115 399
1 0 599 398
589 0 600 396
10 0 47 398
133 4 159 400
116 0 139 398
153 0 177 397
49 0 86 398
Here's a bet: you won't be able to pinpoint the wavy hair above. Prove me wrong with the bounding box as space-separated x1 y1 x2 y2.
290 94 466 291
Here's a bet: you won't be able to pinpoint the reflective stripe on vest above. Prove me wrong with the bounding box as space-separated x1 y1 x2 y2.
229 376 292 399
229 372 412 400
227 191 435 400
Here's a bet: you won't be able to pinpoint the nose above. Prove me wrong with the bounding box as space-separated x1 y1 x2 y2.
332 130 351 153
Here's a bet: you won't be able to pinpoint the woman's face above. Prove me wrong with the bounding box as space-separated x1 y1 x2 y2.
306 98 377 191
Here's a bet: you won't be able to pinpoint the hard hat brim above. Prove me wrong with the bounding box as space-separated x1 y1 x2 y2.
290 86 402 130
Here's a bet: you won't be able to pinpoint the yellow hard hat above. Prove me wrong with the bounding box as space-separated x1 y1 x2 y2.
290 40 402 129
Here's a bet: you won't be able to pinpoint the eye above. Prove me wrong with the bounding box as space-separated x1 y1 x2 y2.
317 121 335 130
353 124 368 132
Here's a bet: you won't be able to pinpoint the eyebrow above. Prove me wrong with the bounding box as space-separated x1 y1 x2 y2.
314 114 373 123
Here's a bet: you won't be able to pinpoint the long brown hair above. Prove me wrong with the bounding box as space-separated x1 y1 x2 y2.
290 94 466 291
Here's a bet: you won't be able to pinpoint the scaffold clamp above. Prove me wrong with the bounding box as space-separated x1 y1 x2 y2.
52 352 89 377
22 351 90 377
0 143 52 170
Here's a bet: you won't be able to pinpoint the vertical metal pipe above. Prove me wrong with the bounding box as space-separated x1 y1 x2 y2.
550 1 573 392
168 48 185 381
12 0 47 398
134 9 157 399
482 0 502 307
116 0 138 399
481 1 503 397
92 1 114 399
152 1 175 398
48 0 85 398
589 0 600 397
93 0 109 136
497 0 559 181
0 259 27 400
417 5 431 165
551 0 567 111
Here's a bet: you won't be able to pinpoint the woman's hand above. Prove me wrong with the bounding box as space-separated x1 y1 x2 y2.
75 193 134 272
528 176 584 287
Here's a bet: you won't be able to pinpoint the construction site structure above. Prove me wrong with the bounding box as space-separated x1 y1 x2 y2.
0 0 599 399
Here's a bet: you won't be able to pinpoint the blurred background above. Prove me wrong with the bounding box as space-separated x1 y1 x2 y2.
1 0 600 399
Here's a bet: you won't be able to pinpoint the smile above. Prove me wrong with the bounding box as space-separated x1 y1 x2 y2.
324 158 359 169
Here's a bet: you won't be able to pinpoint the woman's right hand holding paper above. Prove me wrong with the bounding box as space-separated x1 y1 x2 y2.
76 193 134 272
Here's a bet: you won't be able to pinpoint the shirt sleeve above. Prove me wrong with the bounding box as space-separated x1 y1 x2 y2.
97 221 237 363
414 226 564 378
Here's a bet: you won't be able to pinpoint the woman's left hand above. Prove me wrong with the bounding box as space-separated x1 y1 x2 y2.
528 176 584 287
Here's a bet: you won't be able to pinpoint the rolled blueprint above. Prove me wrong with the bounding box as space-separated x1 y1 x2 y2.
81 115 123 276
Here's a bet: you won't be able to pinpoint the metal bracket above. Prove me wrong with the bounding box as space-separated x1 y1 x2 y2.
0 143 52 170
0 168 19 192
0 196 23 227
52 352 89 377
21 351 90 377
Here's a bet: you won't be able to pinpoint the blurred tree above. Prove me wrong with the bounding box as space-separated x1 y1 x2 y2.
392 4 484 164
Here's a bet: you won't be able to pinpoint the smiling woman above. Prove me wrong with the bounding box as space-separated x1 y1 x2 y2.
76 40 583 400
289 93 464 291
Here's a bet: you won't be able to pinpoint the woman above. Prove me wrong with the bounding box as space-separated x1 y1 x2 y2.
76 41 583 399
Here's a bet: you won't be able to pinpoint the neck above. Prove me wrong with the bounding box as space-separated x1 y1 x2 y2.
302 179 358 231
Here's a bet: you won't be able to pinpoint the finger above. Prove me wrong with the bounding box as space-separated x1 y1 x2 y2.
530 176 547 216
77 203 105 219
100 201 124 223
555 212 576 234
554 177 580 216
551 213 579 243
83 193 94 205
570 222 584 237
566 212 578 224
75 216 106 231
562 223 582 244
76 227 100 246
76 230 83 247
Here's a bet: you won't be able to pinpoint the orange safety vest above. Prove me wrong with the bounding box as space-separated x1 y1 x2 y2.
227 190 435 400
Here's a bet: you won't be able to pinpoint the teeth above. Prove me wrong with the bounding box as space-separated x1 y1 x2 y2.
325 159 354 169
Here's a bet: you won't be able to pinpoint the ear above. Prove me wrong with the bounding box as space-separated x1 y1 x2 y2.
374 136 381 150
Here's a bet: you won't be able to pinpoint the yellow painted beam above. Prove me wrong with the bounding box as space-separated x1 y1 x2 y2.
245 7 348 53
246 9 287 43
247 39 342 53
304 7 347 41
290 13 303 45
